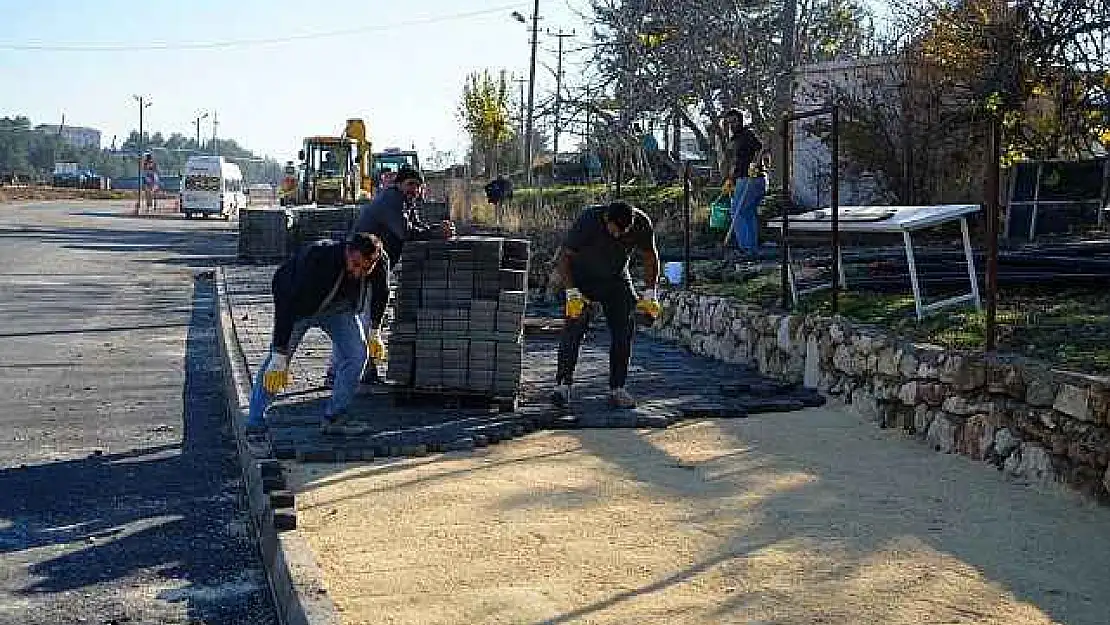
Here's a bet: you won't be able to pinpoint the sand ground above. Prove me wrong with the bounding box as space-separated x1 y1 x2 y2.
289 406 1110 625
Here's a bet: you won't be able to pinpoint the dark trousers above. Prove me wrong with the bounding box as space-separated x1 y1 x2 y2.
556 279 636 389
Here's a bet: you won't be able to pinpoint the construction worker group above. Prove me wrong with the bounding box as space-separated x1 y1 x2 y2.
246 166 663 430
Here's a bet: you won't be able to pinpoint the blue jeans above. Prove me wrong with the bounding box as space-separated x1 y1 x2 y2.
247 313 367 425
730 176 766 253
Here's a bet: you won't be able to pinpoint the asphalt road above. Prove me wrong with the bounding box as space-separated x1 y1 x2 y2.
0 201 276 625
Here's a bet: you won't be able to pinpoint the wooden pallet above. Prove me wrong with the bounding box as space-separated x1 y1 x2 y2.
390 386 519 413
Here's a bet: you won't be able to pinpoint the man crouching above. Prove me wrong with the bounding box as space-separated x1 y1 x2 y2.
247 232 382 431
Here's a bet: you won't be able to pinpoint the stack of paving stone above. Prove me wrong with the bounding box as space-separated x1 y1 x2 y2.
288 205 359 246
387 236 530 399
238 207 293 262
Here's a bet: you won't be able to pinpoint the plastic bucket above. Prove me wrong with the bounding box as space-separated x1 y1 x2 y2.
709 195 731 232
663 261 684 285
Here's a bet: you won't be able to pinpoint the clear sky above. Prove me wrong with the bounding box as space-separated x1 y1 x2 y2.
1 0 594 164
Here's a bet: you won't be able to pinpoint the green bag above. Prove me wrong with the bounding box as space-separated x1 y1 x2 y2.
708 193 732 232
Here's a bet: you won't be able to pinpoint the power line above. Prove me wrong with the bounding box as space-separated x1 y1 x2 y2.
0 5 524 52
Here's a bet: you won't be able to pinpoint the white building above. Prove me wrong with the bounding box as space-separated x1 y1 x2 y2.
791 56 905 208
35 124 102 150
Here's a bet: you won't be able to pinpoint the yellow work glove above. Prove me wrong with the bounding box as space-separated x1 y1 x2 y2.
636 288 662 317
262 352 291 394
565 287 587 319
367 329 387 361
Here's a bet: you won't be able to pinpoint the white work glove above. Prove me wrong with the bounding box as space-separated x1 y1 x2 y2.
636 287 661 317
367 329 387 361
262 352 291 394
565 287 587 319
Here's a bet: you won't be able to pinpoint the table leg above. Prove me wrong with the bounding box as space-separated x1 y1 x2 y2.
960 217 982 309
903 230 924 320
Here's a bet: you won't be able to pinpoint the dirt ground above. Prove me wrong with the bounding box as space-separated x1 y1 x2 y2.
0 186 135 204
289 406 1110 625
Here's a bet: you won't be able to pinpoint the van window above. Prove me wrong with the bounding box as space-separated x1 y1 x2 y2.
185 175 220 192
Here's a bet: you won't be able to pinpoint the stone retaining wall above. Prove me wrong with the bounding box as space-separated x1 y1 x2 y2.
649 290 1110 500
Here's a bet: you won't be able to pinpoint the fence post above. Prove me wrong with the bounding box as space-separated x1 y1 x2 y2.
830 105 840 315
683 162 692 289
616 149 624 199
780 115 792 311
985 115 1002 352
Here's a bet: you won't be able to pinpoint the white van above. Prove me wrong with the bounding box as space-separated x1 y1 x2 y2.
181 155 246 219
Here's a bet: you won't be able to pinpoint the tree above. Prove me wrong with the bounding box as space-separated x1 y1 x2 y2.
888 0 1110 159
0 114 283 185
800 0 1110 204
579 0 875 176
458 70 515 177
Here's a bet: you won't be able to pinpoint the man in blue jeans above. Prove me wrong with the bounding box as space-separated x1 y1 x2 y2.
719 108 767 254
247 233 383 431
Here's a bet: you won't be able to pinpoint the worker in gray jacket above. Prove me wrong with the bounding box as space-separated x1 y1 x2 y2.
326 166 455 385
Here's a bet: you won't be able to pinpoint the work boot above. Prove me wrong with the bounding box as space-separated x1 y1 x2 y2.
551 384 571 408
607 387 637 409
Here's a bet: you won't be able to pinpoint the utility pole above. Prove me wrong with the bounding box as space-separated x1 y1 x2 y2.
546 28 575 158
194 111 209 153
211 112 219 156
132 95 151 211
520 0 540 186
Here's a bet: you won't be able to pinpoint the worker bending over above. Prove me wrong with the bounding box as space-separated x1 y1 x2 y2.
552 201 661 409
247 233 383 430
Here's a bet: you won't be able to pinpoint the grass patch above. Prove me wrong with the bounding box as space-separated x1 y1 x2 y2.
696 273 1110 375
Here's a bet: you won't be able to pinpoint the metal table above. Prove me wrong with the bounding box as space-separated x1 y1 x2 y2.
768 204 983 319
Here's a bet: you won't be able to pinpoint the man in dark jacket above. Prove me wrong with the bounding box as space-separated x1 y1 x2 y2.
718 108 767 254
247 233 383 430
340 166 454 382
552 201 661 409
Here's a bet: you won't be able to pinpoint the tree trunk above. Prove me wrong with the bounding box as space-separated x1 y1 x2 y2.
772 0 797 190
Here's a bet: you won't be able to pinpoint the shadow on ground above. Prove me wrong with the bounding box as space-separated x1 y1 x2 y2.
0 276 275 624
0 223 238 268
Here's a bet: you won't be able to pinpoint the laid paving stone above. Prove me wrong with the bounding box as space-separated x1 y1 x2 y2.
272 509 297 532
269 490 296 508
262 475 286 493
735 398 807 413
636 415 673 429
296 448 337 463
224 265 828 465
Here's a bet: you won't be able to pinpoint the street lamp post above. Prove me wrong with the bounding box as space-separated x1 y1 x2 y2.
513 2 540 186
194 111 209 153
133 95 151 211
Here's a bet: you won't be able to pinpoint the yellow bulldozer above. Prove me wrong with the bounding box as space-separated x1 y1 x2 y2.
285 119 374 206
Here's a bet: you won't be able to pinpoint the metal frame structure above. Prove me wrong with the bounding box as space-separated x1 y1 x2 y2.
780 106 840 312
769 204 984 320
1004 157 1110 240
